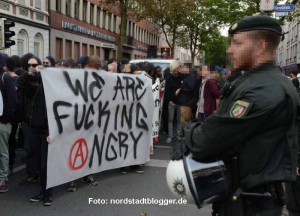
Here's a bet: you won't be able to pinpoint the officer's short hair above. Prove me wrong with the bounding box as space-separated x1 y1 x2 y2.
248 30 281 52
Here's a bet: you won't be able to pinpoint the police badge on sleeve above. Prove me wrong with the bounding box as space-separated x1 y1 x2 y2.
230 100 252 118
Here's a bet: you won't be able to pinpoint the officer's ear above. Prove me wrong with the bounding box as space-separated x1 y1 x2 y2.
254 38 268 57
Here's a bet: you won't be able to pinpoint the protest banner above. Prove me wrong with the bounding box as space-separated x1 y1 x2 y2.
41 68 154 188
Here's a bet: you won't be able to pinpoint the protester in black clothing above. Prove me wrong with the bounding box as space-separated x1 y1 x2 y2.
176 68 200 131
165 61 182 143
18 56 53 206
4 56 20 174
0 54 18 193
43 56 55 67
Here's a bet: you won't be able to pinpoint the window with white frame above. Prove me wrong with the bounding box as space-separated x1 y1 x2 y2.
75 0 79 19
102 10 106 29
83 0 87 22
35 0 41 9
97 7 101 26
34 33 43 59
17 30 28 56
113 15 117 32
90 4 94 24
56 0 61 12
108 13 112 31
66 0 71 16
19 0 25 5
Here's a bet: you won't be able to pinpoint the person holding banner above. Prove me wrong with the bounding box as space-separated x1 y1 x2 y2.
18 56 53 206
65 56 99 192
118 63 151 174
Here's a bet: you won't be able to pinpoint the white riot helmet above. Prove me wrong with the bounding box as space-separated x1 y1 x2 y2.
166 154 228 208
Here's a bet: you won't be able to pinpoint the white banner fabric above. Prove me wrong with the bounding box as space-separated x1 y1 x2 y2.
41 68 154 188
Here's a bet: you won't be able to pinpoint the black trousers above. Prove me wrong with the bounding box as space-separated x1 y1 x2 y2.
36 133 51 195
285 176 300 215
212 198 283 216
24 123 51 195
8 123 18 168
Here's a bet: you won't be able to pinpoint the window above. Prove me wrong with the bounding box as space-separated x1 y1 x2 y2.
56 38 63 61
108 13 112 31
34 33 43 59
102 11 106 29
18 0 25 5
132 23 135 38
66 0 71 16
74 0 79 18
128 21 131 36
18 40 24 56
97 8 101 27
56 0 61 12
17 30 28 56
35 0 41 9
34 42 40 58
66 40 72 58
90 4 94 24
113 15 117 32
83 0 87 22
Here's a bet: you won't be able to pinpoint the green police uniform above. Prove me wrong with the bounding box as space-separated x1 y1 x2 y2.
183 15 300 216
286 118 300 216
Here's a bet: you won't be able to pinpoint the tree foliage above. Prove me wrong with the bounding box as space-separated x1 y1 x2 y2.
202 32 230 66
137 0 196 58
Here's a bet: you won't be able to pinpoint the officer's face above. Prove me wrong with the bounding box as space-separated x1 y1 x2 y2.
227 32 254 71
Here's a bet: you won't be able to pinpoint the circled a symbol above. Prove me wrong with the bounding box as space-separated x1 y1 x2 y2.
68 138 89 170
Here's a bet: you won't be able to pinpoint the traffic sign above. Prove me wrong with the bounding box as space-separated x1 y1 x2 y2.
275 12 289 17
260 0 275 11
273 4 295 12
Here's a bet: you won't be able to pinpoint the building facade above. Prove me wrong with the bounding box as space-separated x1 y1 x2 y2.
0 0 50 59
50 0 160 63
277 0 300 75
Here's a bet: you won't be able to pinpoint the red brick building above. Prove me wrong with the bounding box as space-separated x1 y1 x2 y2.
50 0 160 63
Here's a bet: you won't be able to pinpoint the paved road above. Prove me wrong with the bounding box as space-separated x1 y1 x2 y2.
0 133 289 216
0 134 212 216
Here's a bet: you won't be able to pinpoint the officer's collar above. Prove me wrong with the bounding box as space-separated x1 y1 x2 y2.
243 61 275 76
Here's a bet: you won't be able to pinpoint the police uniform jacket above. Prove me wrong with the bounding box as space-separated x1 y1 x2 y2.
185 61 300 190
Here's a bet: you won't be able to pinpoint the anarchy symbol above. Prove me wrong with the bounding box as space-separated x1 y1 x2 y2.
68 138 89 170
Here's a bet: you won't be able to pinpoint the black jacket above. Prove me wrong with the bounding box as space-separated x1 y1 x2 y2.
165 75 182 105
178 70 200 109
0 71 18 124
18 72 48 134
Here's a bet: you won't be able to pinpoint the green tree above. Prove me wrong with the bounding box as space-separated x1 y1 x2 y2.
178 0 283 66
176 0 220 65
201 31 229 66
137 0 195 58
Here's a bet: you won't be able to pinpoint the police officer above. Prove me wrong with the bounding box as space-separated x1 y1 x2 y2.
172 15 300 216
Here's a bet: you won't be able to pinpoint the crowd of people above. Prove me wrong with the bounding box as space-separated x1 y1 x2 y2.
0 53 164 206
0 30 299 213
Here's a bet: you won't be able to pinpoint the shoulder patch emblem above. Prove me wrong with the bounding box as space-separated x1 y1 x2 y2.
230 100 251 118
